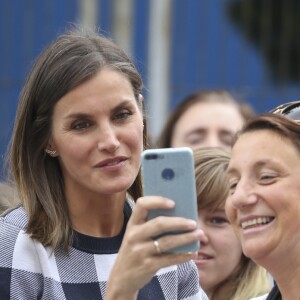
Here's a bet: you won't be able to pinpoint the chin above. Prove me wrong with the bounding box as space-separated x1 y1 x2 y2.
242 243 264 261
105 180 134 194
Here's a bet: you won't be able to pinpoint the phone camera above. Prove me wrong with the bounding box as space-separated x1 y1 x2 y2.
145 154 158 160
161 168 175 180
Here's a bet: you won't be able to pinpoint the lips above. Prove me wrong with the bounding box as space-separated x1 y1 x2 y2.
95 157 127 168
194 252 213 267
196 252 213 260
240 216 274 230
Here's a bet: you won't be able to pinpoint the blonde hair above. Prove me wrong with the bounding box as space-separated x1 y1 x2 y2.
194 147 271 300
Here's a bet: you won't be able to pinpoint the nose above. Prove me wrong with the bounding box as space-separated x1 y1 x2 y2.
228 179 258 210
197 218 209 244
97 123 120 153
204 133 222 148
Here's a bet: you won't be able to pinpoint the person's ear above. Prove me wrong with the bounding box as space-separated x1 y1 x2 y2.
138 93 144 105
44 141 58 157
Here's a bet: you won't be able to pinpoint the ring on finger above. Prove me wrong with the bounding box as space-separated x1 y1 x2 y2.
153 239 162 254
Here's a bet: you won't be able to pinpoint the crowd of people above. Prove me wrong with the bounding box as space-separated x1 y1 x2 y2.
1 24 299 300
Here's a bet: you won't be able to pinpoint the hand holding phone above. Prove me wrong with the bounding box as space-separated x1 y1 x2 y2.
141 147 199 253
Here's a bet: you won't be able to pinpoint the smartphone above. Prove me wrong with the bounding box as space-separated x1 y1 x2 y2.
141 147 199 253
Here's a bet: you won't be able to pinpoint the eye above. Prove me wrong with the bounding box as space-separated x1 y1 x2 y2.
228 179 238 194
186 133 205 145
209 216 228 225
259 173 277 184
114 109 133 120
71 120 92 131
220 133 234 146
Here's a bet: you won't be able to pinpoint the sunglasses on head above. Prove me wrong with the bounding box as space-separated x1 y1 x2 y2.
271 100 300 123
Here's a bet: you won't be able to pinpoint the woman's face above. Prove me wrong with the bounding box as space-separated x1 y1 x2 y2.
195 209 242 296
226 130 300 265
49 68 144 198
171 101 244 149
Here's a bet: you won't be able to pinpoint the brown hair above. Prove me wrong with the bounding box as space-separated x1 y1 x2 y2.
234 113 300 151
7 25 148 251
193 147 271 300
158 90 255 148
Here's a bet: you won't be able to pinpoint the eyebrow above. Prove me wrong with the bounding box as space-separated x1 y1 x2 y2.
227 159 282 176
186 128 206 134
63 100 135 120
111 99 136 113
219 129 235 135
186 128 234 136
210 208 226 213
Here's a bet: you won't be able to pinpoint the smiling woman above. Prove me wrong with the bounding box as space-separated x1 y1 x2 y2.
0 26 208 300
193 147 270 300
226 113 300 300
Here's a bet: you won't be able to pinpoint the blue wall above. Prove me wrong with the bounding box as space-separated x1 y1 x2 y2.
0 0 78 177
1 0 300 178
0 0 151 178
170 0 300 111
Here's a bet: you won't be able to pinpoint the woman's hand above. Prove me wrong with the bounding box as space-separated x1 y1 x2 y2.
105 196 202 300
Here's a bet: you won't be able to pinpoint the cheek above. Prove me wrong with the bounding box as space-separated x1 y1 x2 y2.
228 231 242 252
170 128 185 147
219 232 243 268
54 135 91 163
215 227 242 254
128 124 144 151
225 197 235 222
224 229 243 262
58 146 87 174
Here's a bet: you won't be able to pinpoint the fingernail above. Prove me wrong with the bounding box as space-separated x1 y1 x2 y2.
194 229 203 238
166 199 175 207
187 220 197 228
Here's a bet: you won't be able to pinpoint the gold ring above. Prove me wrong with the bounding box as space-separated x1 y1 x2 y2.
153 239 161 254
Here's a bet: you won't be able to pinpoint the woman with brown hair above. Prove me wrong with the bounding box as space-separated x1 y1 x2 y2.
194 147 271 300
0 26 208 300
226 108 300 300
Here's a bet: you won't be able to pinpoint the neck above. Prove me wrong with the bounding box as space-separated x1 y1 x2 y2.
66 188 127 237
272 268 300 300
206 281 235 300
258 249 300 300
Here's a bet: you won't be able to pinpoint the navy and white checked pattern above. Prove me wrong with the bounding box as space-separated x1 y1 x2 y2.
0 205 208 299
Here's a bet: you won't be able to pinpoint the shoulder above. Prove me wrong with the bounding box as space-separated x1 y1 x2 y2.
177 260 198 278
0 205 28 230
0 206 30 259
0 205 28 244
0 206 39 273
154 262 208 300
177 261 209 299
249 294 269 300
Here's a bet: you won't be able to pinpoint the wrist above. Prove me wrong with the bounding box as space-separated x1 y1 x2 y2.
105 284 138 300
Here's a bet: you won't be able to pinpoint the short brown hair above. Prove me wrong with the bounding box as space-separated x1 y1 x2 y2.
234 113 300 152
